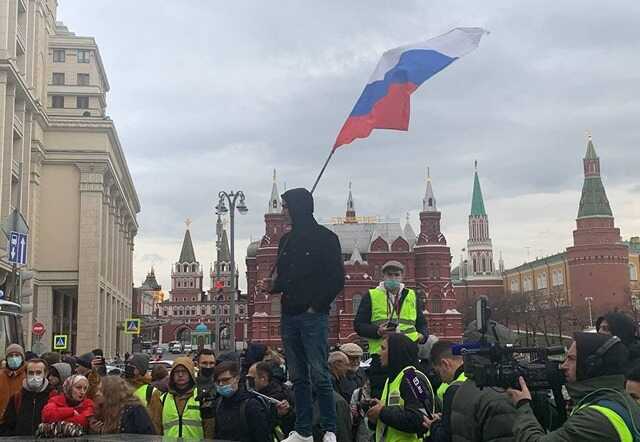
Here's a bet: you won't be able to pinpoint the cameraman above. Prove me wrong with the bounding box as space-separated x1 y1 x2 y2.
426 320 519 442
354 260 428 398
508 332 640 442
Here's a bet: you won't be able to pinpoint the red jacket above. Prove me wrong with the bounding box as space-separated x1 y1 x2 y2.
42 394 94 429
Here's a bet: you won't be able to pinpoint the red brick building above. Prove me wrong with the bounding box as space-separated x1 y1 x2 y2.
503 137 635 328
246 172 464 348
159 219 248 350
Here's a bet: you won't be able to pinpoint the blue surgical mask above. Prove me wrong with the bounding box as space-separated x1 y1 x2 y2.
384 279 401 291
7 356 22 370
216 384 236 398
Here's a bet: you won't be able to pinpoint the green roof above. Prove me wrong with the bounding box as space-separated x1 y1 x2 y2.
470 171 487 216
179 229 197 263
585 139 598 159
577 177 613 218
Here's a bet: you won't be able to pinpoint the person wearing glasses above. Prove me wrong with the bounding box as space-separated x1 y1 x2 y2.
354 260 429 399
149 356 213 439
212 360 272 442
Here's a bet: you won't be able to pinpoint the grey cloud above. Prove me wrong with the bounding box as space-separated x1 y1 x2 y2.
57 0 640 287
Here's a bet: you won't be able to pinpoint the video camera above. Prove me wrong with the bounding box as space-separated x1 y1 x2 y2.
454 296 567 392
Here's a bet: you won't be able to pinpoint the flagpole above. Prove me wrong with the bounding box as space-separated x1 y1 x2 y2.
310 148 336 194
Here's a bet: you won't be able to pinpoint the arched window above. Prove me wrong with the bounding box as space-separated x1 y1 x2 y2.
473 258 477 273
189 279 194 287
177 280 181 288
176 264 180 272
192 264 197 272
481 257 486 273
630 263 638 281
352 294 363 313
183 264 188 272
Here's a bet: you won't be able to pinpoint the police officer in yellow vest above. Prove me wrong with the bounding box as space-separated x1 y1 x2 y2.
354 260 428 398
149 356 214 439
366 333 435 442
508 332 640 442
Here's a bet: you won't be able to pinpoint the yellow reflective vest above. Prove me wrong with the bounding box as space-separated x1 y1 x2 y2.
161 389 204 440
134 384 154 406
573 402 635 442
436 371 467 402
368 287 419 355
376 366 434 442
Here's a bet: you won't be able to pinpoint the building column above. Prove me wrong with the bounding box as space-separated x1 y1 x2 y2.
108 193 117 285
35 285 53 352
0 79 15 222
106 293 113 357
75 163 106 354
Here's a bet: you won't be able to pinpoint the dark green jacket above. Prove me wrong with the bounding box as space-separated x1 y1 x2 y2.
450 379 518 442
513 375 640 442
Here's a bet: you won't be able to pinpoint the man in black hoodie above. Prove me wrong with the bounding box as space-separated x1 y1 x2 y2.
366 333 434 441
260 188 345 442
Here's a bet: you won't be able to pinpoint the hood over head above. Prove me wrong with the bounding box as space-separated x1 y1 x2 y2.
76 352 94 369
51 362 73 384
169 357 196 393
244 343 267 368
603 312 637 345
574 332 628 381
281 188 316 229
387 333 419 380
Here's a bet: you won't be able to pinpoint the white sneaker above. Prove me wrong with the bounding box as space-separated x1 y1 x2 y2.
322 432 337 442
283 431 313 442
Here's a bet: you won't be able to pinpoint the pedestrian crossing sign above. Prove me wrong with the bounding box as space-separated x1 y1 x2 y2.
124 318 140 335
53 334 68 350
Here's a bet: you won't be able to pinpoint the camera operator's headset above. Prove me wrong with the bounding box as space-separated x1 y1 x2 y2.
583 335 621 378
575 335 640 439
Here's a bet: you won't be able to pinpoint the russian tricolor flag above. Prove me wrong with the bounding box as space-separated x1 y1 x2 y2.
333 27 487 150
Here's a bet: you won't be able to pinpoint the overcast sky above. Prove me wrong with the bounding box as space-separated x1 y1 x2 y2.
57 1 640 293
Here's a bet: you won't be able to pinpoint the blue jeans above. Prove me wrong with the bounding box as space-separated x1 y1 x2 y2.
281 311 336 437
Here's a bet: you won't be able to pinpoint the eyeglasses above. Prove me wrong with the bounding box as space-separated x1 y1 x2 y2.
216 376 236 385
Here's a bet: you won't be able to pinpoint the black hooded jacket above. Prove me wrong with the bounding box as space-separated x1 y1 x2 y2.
601 312 640 362
272 188 345 315
377 333 432 435
575 331 629 381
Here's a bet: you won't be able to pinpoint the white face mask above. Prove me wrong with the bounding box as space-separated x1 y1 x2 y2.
27 375 45 390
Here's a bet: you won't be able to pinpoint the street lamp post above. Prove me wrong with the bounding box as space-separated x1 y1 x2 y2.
215 191 248 351
585 296 594 329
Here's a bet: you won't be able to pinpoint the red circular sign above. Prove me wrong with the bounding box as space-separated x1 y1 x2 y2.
32 322 46 337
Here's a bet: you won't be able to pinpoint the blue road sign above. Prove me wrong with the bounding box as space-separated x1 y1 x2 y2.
8 231 27 265
53 334 68 350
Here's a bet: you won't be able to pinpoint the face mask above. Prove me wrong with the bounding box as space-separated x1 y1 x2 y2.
124 365 136 379
384 279 401 291
7 356 23 370
27 375 45 390
200 367 214 378
216 383 236 398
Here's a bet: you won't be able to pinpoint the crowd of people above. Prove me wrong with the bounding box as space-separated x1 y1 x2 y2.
0 188 639 441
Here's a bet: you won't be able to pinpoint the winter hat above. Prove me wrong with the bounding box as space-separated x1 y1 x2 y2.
75 352 94 369
128 353 150 375
51 362 73 384
5 343 25 358
603 312 637 345
574 332 629 381
339 343 364 358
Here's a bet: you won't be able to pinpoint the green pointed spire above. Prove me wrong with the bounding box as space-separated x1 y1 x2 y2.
585 137 597 159
470 162 487 216
179 228 197 263
577 137 613 219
